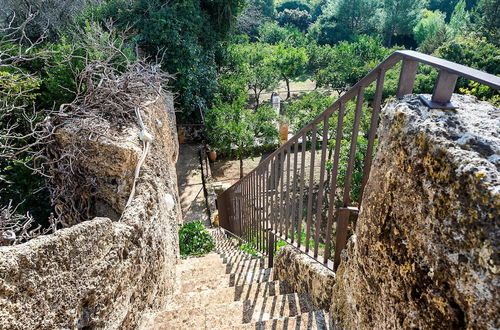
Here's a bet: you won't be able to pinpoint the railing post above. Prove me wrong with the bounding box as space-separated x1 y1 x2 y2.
267 229 275 268
396 59 418 98
333 207 351 271
419 69 459 109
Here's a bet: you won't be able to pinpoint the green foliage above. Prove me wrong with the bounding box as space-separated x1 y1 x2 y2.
287 231 325 249
336 135 369 203
435 36 499 74
329 0 379 34
449 0 471 37
258 22 308 46
277 1 312 13
312 36 394 91
474 0 500 44
269 42 308 97
90 0 245 121
306 2 359 45
414 10 447 44
238 242 260 256
413 10 449 53
434 35 499 100
229 42 280 106
278 9 312 32
380 0 429 46
179 222 215 257
206 99 279 160
286 91 334 131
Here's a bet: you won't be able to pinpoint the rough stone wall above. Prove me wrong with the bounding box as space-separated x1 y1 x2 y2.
0 96 181 329
332 94 499 329
273 245 335 310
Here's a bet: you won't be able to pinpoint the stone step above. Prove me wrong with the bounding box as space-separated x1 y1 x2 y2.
215 310 334 330
180 268 273 293
220 254 261 265
164 280 293 311
217 249 263 260
152 292 315 329
179 253 224 267
179 257 266 279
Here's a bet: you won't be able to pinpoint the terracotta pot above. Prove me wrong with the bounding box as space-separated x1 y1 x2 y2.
279 123 289 143
207 150 217 162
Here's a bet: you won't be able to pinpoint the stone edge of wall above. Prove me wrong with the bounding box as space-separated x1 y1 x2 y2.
0 95 181 330
273 245 336 310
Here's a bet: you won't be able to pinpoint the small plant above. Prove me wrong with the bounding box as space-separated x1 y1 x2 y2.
238 242 260 257
179 222 215 258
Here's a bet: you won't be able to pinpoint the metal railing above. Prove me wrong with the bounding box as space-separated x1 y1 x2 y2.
217 50 500 270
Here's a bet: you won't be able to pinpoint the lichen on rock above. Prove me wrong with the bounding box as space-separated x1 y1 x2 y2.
332 94 499 329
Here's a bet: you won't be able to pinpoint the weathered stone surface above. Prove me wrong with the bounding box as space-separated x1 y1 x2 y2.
0 96 182 329
273 245 336 310
332 94 499 329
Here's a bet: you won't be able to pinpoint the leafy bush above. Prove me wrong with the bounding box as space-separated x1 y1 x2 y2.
88 0 245 122
179 222 215 257
286 91 334 132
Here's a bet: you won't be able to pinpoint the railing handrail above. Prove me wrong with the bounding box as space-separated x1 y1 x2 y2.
220 50 499 194
217 50 500 271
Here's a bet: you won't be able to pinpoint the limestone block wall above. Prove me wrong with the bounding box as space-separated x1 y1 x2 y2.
0 96 181 329
333 94 499 329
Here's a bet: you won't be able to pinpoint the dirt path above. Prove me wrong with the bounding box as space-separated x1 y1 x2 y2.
176 143 210 225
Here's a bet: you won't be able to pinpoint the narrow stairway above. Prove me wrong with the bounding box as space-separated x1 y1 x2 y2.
148 229 334 329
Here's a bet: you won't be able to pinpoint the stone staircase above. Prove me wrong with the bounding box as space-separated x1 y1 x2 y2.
147 228 334 329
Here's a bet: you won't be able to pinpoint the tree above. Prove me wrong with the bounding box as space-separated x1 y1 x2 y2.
331 0 379 34
236 0 274 39
449 0 470 37
206 75 278 178
414 10 447 44
380 0 428 46
313 36 393 92
229 43 280 109
258 21 308 46
278 9 312 31
413 10 449 53
270 43 308 99
474 0 500 44
435 34 499 102
101 0 246 121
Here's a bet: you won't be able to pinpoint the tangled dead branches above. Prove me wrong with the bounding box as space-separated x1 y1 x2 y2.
0 200 57 246
46 61 171 227
0 17 172 244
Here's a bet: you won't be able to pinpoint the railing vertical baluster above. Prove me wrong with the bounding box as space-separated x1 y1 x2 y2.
250 174 254 248
360 69 386 202
274 153 280 233
279 148 285 236
305 125 317 253
333 88 365 269
285 143 291 241
324 103 345 264
261 170 265 252
244 179 248 241
257 171 261 252
291 141 299 244
254 173 258 250
269 156 275 234
342 87 365 205
297 133 307 248
264 162 269 252
314 117 330 258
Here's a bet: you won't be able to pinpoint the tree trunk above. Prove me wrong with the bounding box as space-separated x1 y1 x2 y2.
239 154 244 179
386 28 394 47
285 77 291 100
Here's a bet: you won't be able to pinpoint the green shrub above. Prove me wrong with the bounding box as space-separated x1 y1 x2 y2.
178 222 215 257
